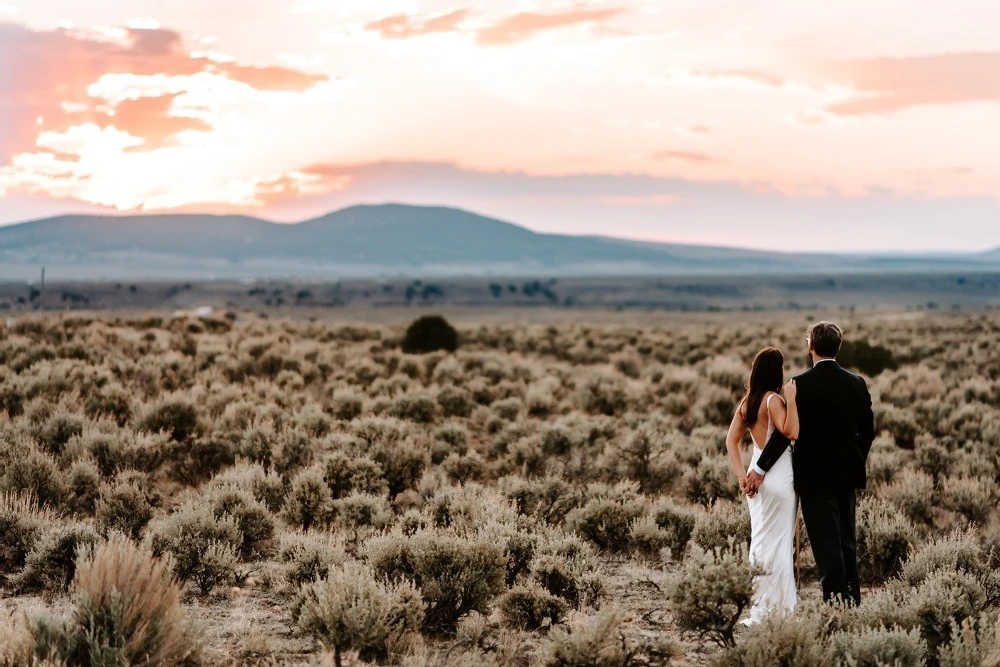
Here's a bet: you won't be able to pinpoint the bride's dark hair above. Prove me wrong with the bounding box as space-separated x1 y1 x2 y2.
741 347 784 427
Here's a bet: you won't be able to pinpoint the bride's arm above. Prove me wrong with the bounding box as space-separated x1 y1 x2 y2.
725 407 749 490
767 385 800 440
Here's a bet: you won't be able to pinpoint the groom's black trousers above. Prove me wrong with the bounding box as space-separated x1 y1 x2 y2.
800 489 861 606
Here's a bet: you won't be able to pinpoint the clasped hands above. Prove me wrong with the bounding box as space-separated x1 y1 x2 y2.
742 469 764 498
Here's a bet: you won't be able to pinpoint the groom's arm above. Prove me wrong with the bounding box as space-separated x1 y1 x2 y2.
856 376 876 458
752 430 792 475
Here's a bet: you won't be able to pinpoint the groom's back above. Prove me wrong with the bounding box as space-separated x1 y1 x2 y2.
794 362 875 491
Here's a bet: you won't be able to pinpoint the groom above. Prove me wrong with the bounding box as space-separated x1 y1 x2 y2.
746 321 876 606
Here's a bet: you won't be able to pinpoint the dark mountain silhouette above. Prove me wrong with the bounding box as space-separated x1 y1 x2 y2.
0 203 997 280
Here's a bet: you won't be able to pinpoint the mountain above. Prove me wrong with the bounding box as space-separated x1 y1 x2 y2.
0 203 997 280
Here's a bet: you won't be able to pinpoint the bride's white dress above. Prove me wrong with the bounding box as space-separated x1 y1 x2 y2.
746 394 797 624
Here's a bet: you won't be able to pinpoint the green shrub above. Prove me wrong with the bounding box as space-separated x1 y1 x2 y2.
652 498 698 558
13 523 99 594
296 561 423 667
0 492 54 573
284 466 333 531
505 476 580 524
331 389 365 421
401 316 458 355
279 533 345 590
206 485 276 558
322 451 388 499
669 544 759 648
330 492 392 539
137 397 200 442
148 504 242 595
831 627 925 667
857 496 913 585
34 411 83 456
839 339 897 376
540 610 631 667
499 583 568 630
938 615 998 667
882 468 936 524
391 392 440 424
1 445 65 507
942 475 995 525
628 515 674 559
367 530 506 635
566 497 646 552
683 455 740 505
711 610 835 667
691 501 750 553
437 386 473 418
96 481 154 539
531 553 598 608
66 458 101 516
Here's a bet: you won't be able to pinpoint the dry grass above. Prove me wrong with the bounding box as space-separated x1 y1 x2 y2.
0 309 998 665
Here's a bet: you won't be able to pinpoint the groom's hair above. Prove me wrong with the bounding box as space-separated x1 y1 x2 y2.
808 321 843 358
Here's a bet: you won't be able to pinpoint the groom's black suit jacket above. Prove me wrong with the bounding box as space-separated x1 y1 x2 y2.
756 360 876 492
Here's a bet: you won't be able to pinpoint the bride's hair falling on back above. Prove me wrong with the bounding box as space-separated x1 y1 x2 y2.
740 347 784 427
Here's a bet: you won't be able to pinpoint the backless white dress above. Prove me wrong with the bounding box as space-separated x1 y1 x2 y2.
746 394 798 624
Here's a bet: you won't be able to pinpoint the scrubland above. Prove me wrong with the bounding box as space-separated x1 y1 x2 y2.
1 310 999 666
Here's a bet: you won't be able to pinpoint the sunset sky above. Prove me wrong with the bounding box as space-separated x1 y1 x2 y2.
1 1 998 251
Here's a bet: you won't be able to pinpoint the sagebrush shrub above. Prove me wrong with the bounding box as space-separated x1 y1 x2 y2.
857 496 913 585
882 468 936 524
95 481 154 539
206 485 276 558
651 498 697 558
13 523 99 594
279 532 345 591
284 466 333 531
942 475 995 525
691 501 750 553
66 458 101 516
711 609 835 667
937 615 998 667
148 504 242 595
540 610 630 667
322 451 388 499
669 544 759 647
366 529 507 635
137 397 200 442
499 583 568 630
831 627 925 667
296 561 423 667
566 497 646 553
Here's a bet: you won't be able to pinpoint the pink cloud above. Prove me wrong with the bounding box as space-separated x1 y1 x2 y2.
652 150 718 163
477 8 626 45
822 52 1000 115
366 9 469 40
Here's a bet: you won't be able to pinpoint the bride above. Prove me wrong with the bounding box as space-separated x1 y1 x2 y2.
725 346 799 624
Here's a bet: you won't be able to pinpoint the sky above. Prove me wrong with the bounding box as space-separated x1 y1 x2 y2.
0 0 998 252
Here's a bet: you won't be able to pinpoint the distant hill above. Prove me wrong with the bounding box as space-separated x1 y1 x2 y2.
1 203 998 280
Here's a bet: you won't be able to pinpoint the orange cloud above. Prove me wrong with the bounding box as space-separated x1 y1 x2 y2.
0 22 326 160
477 7 626 45
366 9 469 40
822 52 1000 115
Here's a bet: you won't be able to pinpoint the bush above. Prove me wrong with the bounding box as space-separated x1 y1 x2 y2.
857 496 913 585
401 316 458 355
206 485 276 558
95 481 154 539
711 610 835 667
1 445 65 508
505 476 580 525
683 455 739 505
0 492 54 573
284 467 334 531
540 610 631 667
137 397 200 442
279 532 345 590
938 616 998 667
437 386 473 419
831 627 925 667
13 523 99 594
566 498 646 553
330 492 392 539
296 561 423 667
691 501 751 553
531 552 598 608
652 498 697 559
32 538 201 666
367 530 507 635
943 475 995 525
148 504 242 595
882 469 936 524
66 458 101 516
839 339 898 376
323 451 388 499
499 583 568 630
669 544 759 648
